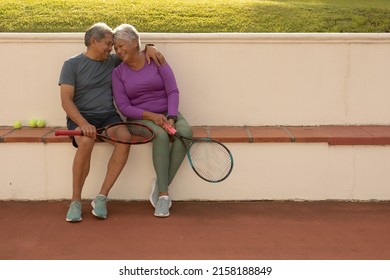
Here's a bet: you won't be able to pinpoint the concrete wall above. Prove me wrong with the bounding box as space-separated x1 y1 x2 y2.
1 33 390 127
1 33 390 201
2 142 390 201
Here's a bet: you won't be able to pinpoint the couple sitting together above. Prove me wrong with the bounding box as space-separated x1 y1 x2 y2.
59 22 192 222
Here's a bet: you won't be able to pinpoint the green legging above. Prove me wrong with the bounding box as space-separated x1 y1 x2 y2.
131 112 192 193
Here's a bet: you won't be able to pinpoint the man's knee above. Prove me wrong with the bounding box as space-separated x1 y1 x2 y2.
114 143 131 154
75 136 95 150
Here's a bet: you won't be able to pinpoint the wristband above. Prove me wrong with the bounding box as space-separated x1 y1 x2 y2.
167 115 178 123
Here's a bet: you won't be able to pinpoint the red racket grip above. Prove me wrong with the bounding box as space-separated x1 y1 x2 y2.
55 129 83 136
162 123 176 135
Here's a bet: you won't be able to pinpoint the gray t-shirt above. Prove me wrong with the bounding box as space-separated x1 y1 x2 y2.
59 53 121 117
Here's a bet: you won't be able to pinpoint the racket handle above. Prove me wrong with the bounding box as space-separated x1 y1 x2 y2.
162 123 177 135
55 129 83 136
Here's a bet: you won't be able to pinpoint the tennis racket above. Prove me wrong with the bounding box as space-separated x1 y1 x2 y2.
163 123 234 183
55 122 154 145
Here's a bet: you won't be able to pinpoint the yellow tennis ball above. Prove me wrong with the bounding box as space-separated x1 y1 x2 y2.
37 119 46 128
13 120 22 129
29 119 37 128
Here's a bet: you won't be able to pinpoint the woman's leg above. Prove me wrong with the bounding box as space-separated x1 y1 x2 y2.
131 120 170 193
168 112 193 185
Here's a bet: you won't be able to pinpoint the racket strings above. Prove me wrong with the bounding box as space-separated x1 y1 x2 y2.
188 141 233 182
105 124 154 144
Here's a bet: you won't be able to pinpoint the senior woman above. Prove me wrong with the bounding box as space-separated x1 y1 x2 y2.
111 24 192 218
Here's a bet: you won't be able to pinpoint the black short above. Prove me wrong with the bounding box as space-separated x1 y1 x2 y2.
66 112 123 148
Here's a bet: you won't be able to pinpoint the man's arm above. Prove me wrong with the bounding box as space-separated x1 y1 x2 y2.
60 84 97 139
144 44 166 66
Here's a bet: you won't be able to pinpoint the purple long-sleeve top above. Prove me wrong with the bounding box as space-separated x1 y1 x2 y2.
112 58 179 120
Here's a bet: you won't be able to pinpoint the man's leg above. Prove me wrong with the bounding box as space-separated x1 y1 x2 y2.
66 136 95 222
91 142 130 219
99 142 130 196
71 136 95 201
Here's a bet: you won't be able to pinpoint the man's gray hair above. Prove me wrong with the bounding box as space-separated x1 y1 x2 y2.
84 22 113 47
113 24 141 51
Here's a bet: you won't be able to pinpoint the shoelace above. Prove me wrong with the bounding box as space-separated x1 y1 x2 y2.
158 197 169 209
71 201 81 210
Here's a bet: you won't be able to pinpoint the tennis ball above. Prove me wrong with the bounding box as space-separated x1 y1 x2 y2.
13 120 22 129
29 119 37 128
37 119 46 128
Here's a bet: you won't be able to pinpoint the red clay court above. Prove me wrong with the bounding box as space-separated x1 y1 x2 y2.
1 200 390 260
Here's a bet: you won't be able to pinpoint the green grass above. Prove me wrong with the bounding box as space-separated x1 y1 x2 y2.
1 0 390 32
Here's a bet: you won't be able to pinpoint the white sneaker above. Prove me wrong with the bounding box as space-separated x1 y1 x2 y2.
154 196 171 217
149 178 172 208
149 178 159 208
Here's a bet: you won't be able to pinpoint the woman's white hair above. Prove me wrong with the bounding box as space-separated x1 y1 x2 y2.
113 24 141 50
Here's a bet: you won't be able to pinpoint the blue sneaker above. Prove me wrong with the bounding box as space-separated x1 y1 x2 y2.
149 178 172 208
154 196 171 217
66 200 82 222
91 194 107 219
